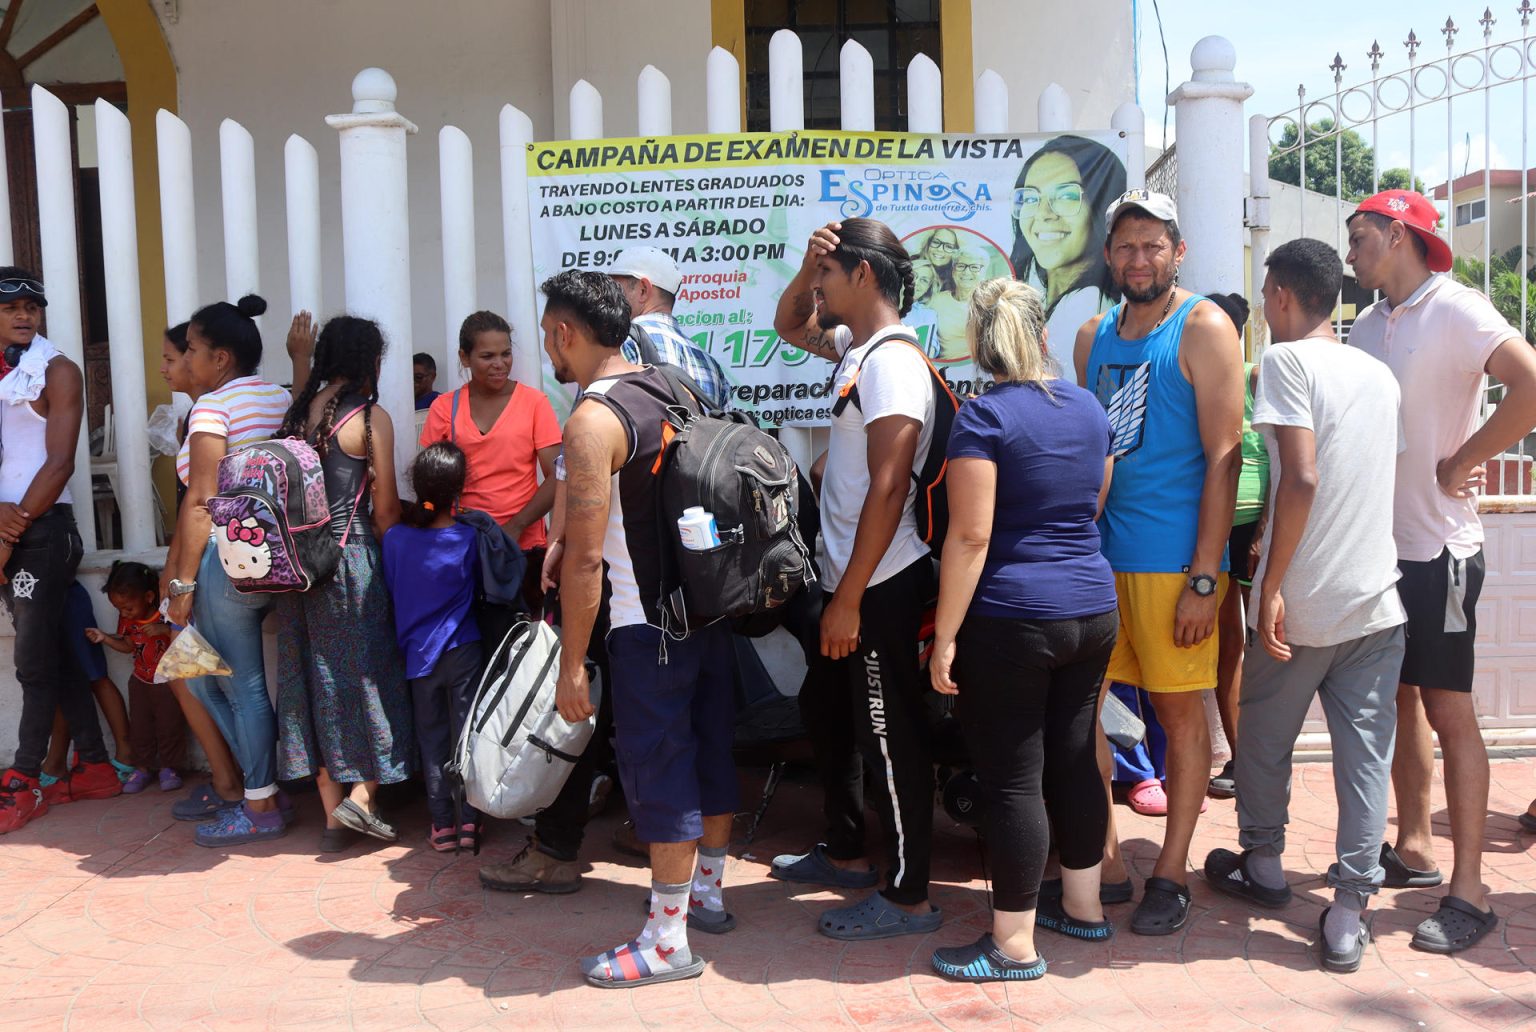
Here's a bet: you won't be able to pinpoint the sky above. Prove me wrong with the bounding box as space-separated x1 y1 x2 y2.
1134 0 1534 185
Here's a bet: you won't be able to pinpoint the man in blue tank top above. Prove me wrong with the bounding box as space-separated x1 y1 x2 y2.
1073 190 1244 937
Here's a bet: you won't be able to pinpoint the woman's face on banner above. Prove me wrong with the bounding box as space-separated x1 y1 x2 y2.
924 229 959 268
952 251 986 292
1017 152 1091 273
912 262 934 300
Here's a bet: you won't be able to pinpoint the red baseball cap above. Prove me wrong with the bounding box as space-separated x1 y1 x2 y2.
1350 189 1453 272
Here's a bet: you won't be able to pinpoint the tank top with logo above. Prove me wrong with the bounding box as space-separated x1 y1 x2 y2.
1084 294 1227 574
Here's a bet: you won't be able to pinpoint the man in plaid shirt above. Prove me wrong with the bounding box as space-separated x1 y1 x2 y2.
610 247 732 411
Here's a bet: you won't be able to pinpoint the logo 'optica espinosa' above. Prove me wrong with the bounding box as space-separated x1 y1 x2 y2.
819 169 993 221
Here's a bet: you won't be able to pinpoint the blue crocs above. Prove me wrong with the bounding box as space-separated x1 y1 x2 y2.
171 784 242 822
194 801 287 847
770 843 879 889
932 935 1047 983
819 892 942 940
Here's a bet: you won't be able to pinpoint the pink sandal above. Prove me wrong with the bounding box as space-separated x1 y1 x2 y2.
1126 779 1208 817
427 825 457 852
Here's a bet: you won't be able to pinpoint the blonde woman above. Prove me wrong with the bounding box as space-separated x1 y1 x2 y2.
928 279 1119 982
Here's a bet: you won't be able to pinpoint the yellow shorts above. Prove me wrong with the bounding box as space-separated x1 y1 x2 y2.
1105 572 1229 693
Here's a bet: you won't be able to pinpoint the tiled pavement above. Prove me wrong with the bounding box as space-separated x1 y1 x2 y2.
1 756 1533 1031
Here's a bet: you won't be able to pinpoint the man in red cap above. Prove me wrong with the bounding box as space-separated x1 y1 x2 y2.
1346 189 1536 953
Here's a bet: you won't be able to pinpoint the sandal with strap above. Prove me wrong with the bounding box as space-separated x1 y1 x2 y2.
1411 896 1498 954
1379 843 1443 889
427 825 457 853
1203 848 1292 908
931 934 1047 983
1517 811 1536 834
1129 877 1192 936
1034 896 1115 941
580 940 705 989
819 892 942 941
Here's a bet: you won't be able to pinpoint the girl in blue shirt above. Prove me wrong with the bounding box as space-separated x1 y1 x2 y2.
382 442 482 852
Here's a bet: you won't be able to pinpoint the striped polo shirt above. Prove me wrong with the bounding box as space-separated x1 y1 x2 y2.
176 375 291 484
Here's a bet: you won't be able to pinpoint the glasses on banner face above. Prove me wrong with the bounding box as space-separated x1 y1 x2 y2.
1012 184 1086 219
954 261 987 274
925 238 960 254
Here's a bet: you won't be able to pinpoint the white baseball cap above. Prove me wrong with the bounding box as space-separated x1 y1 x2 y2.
1105 188 1180 233
608 246 682 294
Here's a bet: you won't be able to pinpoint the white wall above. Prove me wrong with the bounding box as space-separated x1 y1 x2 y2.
970 0 1136 132
158 0 555 382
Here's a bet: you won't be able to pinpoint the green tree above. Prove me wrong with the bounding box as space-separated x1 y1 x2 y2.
1269 120 1425 201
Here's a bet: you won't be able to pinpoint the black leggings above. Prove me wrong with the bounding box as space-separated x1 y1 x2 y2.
953 609 1118 912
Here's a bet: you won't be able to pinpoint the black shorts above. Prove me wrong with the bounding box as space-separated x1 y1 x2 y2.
1228 520 1259 586
1398 548 1484 693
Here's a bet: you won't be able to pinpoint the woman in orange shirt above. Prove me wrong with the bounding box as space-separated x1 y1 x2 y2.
419 311 561 614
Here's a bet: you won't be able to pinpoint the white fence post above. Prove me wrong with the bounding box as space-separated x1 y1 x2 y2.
1248 112 1273 359
637 66 672 137
1112 102 1147 189
0 105 12 265
840 40 875 131
94 100 155 551
1167 36 1253 296
769 30 804 132
439 125 476 376
284 135 322 336
1037 83 1072 132
157 111 199 329
326 68 418 495
570 80 604 140
706 47 742 134
974 70 1009 134
30 86 94 549
907 54 943 132
499 105 540 387
219 119 265 374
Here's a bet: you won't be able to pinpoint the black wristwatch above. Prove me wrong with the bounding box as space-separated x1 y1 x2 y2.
1182 566 1217 597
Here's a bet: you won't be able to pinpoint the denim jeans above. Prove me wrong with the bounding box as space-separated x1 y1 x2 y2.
2 506 106 775
189 539 278 799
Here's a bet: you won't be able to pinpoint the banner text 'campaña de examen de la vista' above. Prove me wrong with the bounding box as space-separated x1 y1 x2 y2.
527 129 1130 427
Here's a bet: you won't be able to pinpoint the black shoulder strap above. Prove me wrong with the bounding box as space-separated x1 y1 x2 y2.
628 321 664 367
830 329 923 418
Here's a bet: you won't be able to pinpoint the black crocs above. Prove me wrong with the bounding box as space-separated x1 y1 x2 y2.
1379 843 1443 888
1318 907 1370 974
1129 877 1192 936
1411 896 1498 954
1035 896 1115 941
1203 848 1292 908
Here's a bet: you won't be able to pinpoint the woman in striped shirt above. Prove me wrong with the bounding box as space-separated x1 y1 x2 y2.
161 295 294 847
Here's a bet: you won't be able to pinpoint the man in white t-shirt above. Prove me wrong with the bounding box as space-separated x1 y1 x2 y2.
1346 189 1536 954
770 218 941 941
1201 239 1405 974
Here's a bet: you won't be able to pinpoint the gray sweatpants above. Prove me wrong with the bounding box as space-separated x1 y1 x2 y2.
1235 623 1404 908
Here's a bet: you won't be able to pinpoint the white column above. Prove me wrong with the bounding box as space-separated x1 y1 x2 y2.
93 100 155 551
637 65 672 137
326 68 418 494
1247 112 1273 359
974 70 1009 134
30 86 94 548
219 119 265 374
500 105 540 387
284 135 322 332
0 105 12 264
1112 102 1147 189
156 110 199 328
839 40 874 131
570 80 603 140
1166 37 1254 296
706 47 742 134
769 29 804 132
1037 83 1072 133
907 54 943 133
439 125 476 377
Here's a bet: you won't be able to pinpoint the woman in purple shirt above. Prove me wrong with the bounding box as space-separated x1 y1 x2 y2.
929 278 1119 983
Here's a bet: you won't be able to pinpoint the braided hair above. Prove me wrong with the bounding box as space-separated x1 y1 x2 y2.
276 315 385 488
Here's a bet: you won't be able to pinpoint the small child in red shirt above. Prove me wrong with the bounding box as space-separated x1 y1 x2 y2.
85 562 185 793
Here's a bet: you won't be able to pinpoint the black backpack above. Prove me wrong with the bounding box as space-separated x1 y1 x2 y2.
829 329 960 556
644 362 816 632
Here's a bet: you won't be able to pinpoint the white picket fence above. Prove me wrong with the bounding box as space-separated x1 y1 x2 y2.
0 29 1250 560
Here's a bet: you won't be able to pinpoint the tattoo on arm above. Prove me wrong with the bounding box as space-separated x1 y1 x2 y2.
564 429 612 513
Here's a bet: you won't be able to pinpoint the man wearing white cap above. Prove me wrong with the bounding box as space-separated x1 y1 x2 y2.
609 246 731 411
1074 190 1244 937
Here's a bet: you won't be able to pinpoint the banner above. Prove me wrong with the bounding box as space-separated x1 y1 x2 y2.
527 129 1130 425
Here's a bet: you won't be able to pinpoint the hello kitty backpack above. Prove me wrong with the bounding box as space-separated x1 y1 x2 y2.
205 403 368 594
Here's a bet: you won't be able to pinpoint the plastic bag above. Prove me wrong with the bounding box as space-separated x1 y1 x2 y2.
147 402 186 458
1100 690 1147 749
154 624 233 683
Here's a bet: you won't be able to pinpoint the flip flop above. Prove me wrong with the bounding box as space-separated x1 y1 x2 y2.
931 934 1047 983
819 892 942 941
1379 843 1443 889
1039 877 1135 905
581 941 705 989
1318 907 1370 974
1518 811 1536 834
769 843 878 889
1034 896 1115 941
1129 877 1192 936
1203 848 1292 908
1411 896 1498 954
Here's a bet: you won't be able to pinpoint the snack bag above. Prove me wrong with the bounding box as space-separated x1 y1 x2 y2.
153 624 233 683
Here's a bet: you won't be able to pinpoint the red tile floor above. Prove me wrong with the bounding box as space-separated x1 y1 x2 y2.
1 755 1533 1031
